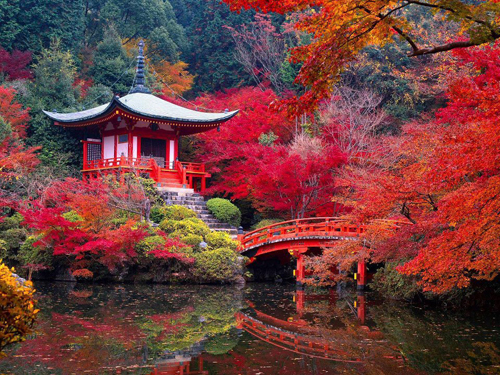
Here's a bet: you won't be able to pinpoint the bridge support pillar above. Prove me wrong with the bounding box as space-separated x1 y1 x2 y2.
357 260 367 290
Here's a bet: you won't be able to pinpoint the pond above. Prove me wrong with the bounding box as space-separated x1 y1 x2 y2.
0 282 499 374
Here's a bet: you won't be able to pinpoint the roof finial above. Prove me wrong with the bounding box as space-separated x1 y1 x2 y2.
130 39 151 94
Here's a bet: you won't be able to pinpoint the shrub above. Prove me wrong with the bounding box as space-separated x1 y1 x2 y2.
192 248 243 283
181 234 204 248
160 218 210 239
0 228 27 261
62 210 83 223
205 231 239 251
0 213 24 231
72 268 94 279
17 236 53 279
372 262 422 300
206 198 241 227
151 205 197 223
0 261 38 354
251 218 284 231
136 235 166 254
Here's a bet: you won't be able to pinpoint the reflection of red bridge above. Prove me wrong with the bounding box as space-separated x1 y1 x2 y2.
238 217 368 286
236 311 363 363
235 291 369 363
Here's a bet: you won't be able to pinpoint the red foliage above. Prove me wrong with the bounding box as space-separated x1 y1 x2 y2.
345 42 500 293
196 87 346 218
21 178 187 272
0 48 32 80
0 86 39 208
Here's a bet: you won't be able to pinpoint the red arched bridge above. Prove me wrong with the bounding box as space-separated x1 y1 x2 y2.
237 217 370 287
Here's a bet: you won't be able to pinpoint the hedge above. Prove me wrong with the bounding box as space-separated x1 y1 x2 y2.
206 198 241 227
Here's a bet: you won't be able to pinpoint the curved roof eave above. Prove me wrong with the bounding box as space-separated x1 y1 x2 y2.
43 94 239 125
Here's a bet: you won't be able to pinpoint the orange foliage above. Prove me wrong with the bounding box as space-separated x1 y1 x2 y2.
224 0 500 113
342 43 500 293
123 38 193 96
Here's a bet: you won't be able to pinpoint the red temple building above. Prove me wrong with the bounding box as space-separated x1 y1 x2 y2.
44 41 237 194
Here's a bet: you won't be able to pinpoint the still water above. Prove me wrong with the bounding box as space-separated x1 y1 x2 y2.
0 282 499 374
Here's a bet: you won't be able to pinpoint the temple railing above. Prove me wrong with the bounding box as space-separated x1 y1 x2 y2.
180 162 205 173
83 157 148 170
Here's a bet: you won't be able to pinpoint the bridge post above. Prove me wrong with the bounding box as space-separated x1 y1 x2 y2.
357 260 367 290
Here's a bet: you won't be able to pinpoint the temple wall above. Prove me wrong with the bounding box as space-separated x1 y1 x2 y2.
103 136 114 159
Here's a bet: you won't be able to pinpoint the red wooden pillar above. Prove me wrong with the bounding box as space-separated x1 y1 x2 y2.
82 141 88 170
296 252 305 284
201 177 206 194
127 132 133 162
357 260 366 290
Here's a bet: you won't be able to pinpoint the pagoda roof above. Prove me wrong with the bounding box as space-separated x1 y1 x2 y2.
43 93 238 126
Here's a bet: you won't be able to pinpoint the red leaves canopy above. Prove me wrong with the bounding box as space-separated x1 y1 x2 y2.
348 42 500 293
196 87 345 218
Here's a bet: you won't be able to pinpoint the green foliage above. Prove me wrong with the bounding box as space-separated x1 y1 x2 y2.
89 27 134 96
0 117 12 143
251 218 284 231
206 198 241 227
61 211 83 223
0 240 7 260
137 177 161 204
258 131 278 146
192 248 242 283
24 40 81 168
161 217 210 239
180 234 203 248
204 330 240 355
372 262 422 301
0 213 27 262
136 235 166 256
0 228 26 259
0 0 84 53
17 236 53 270
0 213 23 232
205 231 238 251
170 0 254 93
152 204 197 223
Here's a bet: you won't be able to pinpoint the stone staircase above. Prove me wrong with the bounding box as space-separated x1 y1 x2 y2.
159 190 239 235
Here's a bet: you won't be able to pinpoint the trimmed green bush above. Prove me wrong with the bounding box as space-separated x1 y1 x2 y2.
205 231 238 251
206 198 241 227
151 204 197 223
192 248 242 283
160 217 210 239
251 218 284 231
181 234 204 248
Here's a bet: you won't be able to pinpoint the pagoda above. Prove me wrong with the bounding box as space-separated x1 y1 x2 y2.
44 41 237 194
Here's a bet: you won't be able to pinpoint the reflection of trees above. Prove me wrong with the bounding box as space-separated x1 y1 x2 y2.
140 287 243 355
370 303 500 374
0 283 244 374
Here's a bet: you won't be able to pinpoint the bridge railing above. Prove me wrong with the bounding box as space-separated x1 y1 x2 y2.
240 217 367 251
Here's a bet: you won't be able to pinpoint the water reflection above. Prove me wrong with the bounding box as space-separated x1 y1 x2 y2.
0 282 498 374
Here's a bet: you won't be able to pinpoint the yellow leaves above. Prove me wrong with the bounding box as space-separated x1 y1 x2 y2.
0 260 38 355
